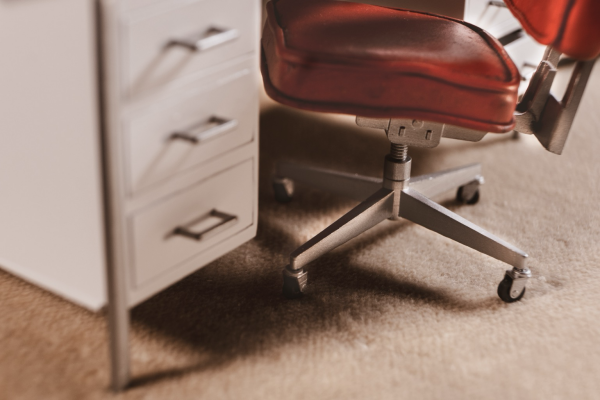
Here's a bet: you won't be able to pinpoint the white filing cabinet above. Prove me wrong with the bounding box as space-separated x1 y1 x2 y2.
0 0 260 390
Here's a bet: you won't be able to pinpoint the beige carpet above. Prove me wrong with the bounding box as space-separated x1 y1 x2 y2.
2 64 600 400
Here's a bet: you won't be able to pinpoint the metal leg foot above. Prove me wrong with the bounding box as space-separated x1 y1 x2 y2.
288 188 395 274
275 161 382 202
108 307 130 391
273 176 294 203
282 266 308 298
409 163 483 200
456 180 481 205
497 267 532 302
107 269 131 391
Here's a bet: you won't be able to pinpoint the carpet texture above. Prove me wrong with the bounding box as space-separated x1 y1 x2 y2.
1 64 600 400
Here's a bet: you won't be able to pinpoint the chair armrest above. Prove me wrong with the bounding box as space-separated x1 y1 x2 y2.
514 47 596 154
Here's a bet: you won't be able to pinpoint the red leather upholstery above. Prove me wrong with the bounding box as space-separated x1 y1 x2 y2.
505 0 600 60
262 0 521 133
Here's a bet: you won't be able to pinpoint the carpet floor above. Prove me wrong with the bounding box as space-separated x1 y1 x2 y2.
2 64 600 400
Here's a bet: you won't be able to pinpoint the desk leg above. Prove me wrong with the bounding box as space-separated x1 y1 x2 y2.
107 259 130 391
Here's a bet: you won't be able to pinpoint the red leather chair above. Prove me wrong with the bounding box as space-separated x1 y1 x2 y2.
261 0 599 302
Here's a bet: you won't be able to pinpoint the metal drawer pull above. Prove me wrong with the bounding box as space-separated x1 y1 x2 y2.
173 209 238 241
171 116 238 144
169 27 239 52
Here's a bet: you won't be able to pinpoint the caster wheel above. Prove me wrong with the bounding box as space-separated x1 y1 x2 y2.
273 177 294 203
282 267 307 299
497 275 526 303
456 181 480 205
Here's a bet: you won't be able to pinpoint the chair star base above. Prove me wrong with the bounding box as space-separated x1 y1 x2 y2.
274 144 531 303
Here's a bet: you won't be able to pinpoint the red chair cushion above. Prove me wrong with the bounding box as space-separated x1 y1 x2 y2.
261 0 521 133
505 0 600 60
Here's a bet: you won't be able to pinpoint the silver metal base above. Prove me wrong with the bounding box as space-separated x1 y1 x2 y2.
275 155 530 302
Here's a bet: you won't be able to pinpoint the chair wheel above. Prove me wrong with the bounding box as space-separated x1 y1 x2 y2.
273 177 294 203
282 267 307 299
456 181 480 205
497 275 526 303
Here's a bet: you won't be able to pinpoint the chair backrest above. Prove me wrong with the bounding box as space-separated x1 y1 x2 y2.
504 0 600 60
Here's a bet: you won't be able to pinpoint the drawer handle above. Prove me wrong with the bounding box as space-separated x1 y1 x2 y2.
170 27 239 52
173 209 238 241
171 116 238 144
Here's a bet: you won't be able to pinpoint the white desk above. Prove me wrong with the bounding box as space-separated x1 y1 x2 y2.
0 0 261 390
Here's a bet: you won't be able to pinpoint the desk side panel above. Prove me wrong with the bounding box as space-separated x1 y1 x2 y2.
0 0 106 310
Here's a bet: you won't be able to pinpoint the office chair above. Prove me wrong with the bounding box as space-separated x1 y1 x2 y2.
261 0 599 302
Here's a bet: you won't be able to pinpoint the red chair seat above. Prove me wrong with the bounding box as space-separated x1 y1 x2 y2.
505 0 600 61
261 0 521 133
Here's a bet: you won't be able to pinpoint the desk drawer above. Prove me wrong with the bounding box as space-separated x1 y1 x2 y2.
126 65 256 194
130 159 254 287
123 0 257 98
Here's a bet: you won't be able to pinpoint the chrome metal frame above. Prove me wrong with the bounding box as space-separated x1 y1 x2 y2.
277 142 530 301
514 47 596 154
277 46 596 302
